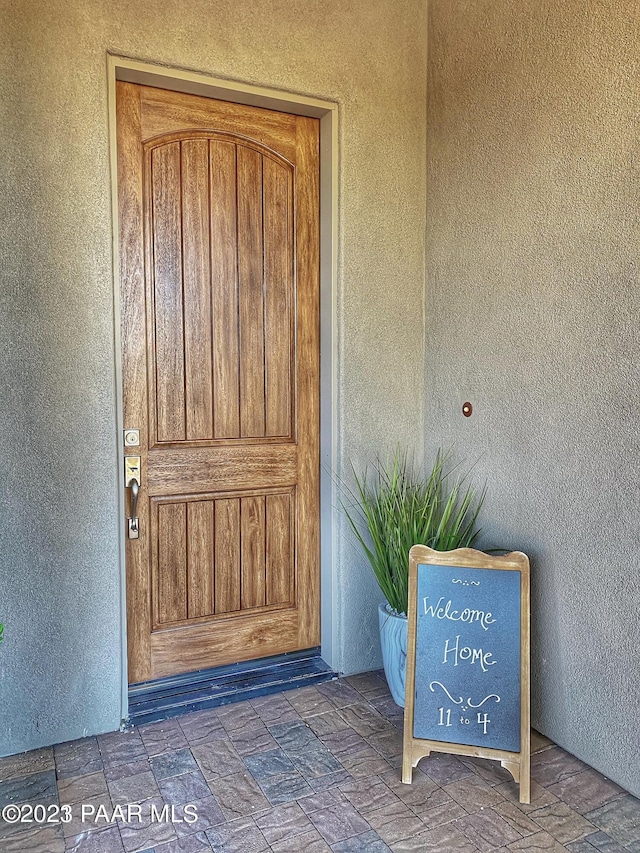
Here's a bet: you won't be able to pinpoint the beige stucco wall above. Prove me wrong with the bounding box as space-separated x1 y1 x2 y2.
0 0 426 751
427 0 640 797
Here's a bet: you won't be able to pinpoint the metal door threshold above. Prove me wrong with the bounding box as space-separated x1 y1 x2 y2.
127 647 335 727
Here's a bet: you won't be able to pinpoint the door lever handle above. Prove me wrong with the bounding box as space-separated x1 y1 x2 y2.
128 478 140 539
130 477 139 516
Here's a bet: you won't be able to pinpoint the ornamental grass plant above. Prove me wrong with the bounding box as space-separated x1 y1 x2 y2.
341 449 485 616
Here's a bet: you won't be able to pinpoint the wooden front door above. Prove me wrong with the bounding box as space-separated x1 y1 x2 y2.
116 82 320 684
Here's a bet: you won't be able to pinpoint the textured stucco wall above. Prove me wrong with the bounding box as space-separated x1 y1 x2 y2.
0 1 426 752
427 0 640 796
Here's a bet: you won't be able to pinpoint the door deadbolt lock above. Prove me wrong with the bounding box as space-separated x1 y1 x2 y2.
124 428 140 447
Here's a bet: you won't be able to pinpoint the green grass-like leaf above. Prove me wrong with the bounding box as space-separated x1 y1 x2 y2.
340 449 486 615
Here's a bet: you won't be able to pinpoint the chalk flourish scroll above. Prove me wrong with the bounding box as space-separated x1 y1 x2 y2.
429 682 501 708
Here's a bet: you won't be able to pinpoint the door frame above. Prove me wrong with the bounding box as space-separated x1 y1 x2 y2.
107 55 339 723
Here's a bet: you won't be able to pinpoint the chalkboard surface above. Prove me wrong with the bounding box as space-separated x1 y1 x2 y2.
413 563 521 752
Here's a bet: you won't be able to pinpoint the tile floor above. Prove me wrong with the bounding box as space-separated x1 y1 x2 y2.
1 672 638 852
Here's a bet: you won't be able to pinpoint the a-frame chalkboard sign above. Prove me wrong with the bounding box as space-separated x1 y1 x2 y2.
402 545 531 803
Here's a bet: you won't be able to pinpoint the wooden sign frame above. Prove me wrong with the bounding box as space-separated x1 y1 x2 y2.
402 545 531 803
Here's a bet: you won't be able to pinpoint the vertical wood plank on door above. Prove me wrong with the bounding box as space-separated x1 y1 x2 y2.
241 495 266 609
157 502 188 623
182 139 213 441
210 140 240 439
293 115 321 648
118 81 152 683
214 498 241 613
237 146 266 438
152 142 186 442
263 158 292 437
187 500 214 618
266 492 292 605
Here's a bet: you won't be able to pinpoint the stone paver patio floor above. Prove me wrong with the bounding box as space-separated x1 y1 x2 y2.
1 671 638 852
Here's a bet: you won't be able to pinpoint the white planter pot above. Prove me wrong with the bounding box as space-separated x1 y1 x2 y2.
378 602 408 707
